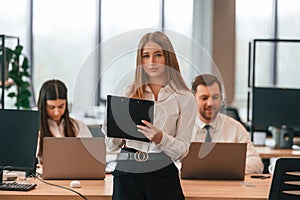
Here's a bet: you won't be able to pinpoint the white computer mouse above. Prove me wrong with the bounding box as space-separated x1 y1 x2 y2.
70 180 81 188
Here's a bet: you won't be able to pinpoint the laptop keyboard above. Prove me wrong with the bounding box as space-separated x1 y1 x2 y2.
0 182 37 191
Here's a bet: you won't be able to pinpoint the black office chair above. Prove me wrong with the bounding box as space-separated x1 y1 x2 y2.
220 106 241 121
87 124 105 137
269 158 300 200
220 106 247 127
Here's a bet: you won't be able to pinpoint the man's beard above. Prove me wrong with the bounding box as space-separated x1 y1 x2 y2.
201 107 219 122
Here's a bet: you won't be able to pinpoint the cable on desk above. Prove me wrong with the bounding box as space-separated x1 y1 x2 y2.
0 166 12 174
0 166 15 181
33 172 88 200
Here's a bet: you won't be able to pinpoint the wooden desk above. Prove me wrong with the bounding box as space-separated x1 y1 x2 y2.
182 174 271 200
255 146 300 159
0 174 271 200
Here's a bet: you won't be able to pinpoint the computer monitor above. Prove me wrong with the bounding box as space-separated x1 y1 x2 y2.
0 109 40 183
251 87 300 136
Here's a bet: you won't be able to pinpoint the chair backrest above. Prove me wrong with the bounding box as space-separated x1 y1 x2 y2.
88 124 105 137
221 106 242 122
269 158 300 200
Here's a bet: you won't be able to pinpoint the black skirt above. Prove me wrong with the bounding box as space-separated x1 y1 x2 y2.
112 148 185 200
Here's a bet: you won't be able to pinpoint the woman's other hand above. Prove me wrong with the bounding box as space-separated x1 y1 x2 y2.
137 120 163 144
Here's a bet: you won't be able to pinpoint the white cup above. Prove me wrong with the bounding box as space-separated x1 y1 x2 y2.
268 164 275 174
268 158 279 174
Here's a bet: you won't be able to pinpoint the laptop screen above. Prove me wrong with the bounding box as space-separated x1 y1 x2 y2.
181 142 247 180
42 137 106 180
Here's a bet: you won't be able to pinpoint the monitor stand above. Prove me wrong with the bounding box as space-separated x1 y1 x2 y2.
25 157 38 177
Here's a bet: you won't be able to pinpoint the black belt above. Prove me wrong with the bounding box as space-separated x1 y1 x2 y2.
117 148 171 162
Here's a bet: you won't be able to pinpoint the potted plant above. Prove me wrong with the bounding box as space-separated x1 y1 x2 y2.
3 45 31 109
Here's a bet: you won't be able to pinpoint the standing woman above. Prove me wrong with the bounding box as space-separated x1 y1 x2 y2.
104 31 197 200
37 79 92 163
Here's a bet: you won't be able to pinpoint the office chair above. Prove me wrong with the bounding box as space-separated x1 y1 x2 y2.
87 124 105 137
220 106 247 128
269 158 300 200
221 106 242 121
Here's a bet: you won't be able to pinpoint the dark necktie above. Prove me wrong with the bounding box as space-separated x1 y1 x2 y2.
204 125 211 142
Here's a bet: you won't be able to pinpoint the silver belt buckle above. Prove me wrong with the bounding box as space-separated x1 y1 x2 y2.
134 151 149 162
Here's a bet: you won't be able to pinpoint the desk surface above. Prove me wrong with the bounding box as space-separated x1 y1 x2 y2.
0 174 271 200
255 146 300 159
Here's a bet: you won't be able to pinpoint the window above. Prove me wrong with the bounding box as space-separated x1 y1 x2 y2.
235 0 273 101
235 0 300 120
277 0 300 88
2 0 212 114
99 0 161 101
99 0 195 101
0 0 28 52
164 0 193 37
33 0 97 109
0 0 29 108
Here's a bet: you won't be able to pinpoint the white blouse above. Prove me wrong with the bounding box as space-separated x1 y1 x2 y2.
48 118 92 137
103 83 197 161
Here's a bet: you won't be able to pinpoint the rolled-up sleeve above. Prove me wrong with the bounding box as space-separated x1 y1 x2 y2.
157 92 197 161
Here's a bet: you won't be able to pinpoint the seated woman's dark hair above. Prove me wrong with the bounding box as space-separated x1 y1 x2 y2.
37 79 77 158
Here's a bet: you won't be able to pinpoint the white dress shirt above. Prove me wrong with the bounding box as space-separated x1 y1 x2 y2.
192 113 264 174
103 83 197 161
36 118 92 158
48 118 92 137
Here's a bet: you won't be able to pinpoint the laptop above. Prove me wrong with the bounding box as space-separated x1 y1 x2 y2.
181 142 247 180
107 95 154 142
42 137 106 180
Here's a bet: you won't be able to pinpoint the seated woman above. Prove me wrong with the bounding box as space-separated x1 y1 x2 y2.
37 79 92 162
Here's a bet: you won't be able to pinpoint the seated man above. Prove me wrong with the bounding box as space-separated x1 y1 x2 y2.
191 74 263 174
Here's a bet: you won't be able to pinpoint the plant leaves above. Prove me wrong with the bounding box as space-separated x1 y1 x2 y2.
22 57 29 70
14 45 23 57
4 44 31 109
7 92 16 98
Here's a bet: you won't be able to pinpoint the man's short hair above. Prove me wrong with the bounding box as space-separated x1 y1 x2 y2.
191 74 222 96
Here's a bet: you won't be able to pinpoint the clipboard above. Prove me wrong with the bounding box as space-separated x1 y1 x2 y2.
107 95 154 142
